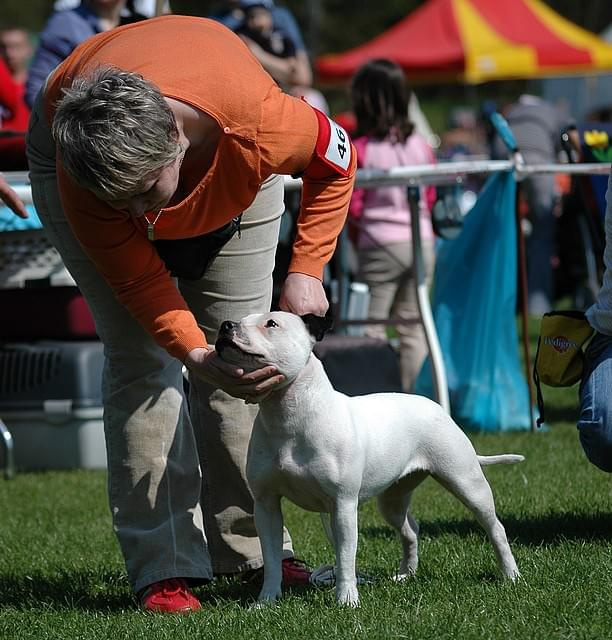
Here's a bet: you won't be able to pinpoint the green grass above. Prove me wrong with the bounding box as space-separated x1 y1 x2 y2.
1 335 610 639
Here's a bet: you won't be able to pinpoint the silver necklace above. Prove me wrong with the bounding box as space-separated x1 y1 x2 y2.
145 209 163 241
143 146 186 241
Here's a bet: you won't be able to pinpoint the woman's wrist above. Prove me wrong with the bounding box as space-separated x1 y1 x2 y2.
183 346 212 369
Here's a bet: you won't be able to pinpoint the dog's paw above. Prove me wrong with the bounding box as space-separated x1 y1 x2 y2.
500 560 521 582
257 587 282 604
506 568 522 582
393 561 418 581
250 598 279 610
393 571 415 582
336 585 360 608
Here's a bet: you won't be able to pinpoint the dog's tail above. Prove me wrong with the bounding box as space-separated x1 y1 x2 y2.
477 454 525 466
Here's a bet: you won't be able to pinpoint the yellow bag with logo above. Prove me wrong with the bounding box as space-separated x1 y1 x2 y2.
533 310 594 427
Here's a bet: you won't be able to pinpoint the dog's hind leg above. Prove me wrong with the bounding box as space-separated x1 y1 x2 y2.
433 465 520 580
377 471 428 580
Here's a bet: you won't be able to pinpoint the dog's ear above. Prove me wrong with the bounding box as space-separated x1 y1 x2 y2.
300 313 333 342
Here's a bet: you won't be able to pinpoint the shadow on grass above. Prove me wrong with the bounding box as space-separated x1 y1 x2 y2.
201 575 315 607
0 570 132 612
362 510 612 547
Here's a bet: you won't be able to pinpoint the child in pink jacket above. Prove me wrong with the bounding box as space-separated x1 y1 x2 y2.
348 58 436 391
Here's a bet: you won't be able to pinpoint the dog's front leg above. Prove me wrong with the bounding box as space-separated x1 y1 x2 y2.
331 497 360 607
254 495 284 603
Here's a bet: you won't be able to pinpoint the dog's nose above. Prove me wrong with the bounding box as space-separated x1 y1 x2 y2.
219 320 238 336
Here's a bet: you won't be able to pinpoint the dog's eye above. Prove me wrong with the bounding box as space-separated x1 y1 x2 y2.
265 319 278 328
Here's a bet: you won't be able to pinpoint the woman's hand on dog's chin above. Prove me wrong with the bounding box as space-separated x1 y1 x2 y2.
184 347 285 401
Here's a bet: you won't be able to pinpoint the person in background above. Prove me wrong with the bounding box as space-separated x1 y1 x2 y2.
236 0 295 59
54 0 171 16
579 169 612 473
0 47 30 217
0 53 30 170
439 106 488 162
347 58 436 393
234 0 303 90
0 27 32 87
493 94 571 315
25 0 147 109
26 15 355 613
210 0 312 89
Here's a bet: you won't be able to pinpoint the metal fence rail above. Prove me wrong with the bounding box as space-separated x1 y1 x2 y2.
7 161 609 203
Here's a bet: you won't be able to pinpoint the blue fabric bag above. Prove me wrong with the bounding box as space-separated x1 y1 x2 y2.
415 171 531 431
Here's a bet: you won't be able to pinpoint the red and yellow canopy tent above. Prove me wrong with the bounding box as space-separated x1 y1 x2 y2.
315 0 612 84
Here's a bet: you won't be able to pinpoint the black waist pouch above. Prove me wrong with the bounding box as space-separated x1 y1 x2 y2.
153 215 242 280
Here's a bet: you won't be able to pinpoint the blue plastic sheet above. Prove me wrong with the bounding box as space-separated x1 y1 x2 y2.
415 171 531 431
0 203 41 231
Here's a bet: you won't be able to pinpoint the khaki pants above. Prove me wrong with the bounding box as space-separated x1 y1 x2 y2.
26 93 292 593
357 240 435 392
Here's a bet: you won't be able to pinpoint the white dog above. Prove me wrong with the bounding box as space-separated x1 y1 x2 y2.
216 311 523 607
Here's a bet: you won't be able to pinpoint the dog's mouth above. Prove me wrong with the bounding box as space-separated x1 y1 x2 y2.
215 336 265 363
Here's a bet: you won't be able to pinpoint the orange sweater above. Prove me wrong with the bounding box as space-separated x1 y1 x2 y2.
44 16 355 360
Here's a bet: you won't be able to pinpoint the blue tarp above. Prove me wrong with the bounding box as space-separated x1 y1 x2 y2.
416 171 531 431
0 204 41 231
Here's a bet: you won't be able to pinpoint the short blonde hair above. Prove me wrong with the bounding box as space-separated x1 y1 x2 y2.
52 66 181 199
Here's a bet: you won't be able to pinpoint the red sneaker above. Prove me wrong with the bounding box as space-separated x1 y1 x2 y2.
139 578 202 613
234 557 313 586
281 557 312 586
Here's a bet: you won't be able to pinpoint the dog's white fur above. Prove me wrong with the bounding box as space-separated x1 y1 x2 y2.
216 311 523 606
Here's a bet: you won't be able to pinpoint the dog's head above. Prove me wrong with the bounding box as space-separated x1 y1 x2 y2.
215 311 332 381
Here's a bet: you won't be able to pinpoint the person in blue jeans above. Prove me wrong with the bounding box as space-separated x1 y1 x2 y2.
580 170 612 472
